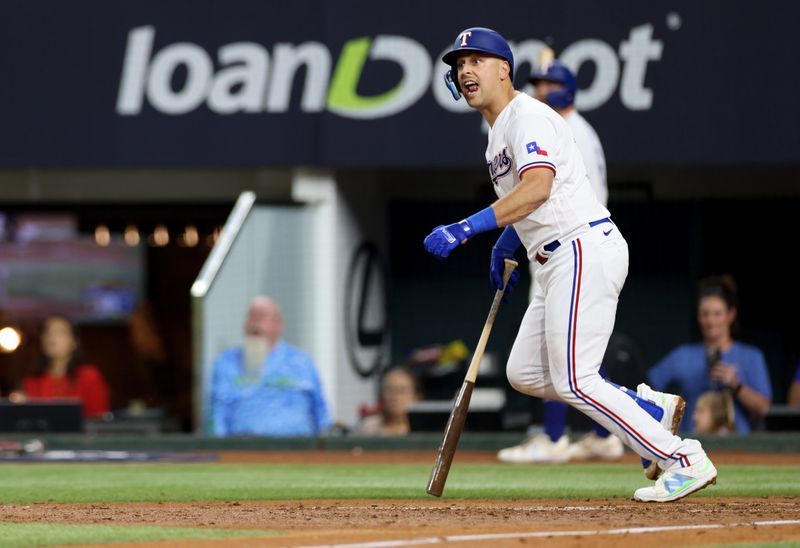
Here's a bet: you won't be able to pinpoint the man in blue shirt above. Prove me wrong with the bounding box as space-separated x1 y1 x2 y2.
648 277 772 434
211 296 331 436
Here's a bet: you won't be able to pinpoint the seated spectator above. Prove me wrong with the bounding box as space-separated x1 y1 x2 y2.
22 315 110 418
789 363 800 408
648 275 772 433
692 390 735 434
211 296 331 437
357 366 422 436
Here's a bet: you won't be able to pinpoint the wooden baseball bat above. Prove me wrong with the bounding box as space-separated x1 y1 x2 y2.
426 258 518 497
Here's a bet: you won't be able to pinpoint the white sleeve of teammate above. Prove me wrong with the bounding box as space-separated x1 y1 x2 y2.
573 120 608 206
509 113 559 179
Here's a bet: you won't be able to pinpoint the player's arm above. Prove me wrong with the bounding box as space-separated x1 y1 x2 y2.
489 167 553 226
423 113 555 259
422 167 553 260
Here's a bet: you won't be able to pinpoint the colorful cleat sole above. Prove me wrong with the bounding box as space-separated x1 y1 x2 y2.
634 456 717 502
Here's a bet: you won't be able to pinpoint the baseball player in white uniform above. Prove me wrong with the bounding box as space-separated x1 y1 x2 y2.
498 59 624 464
425 27 717 502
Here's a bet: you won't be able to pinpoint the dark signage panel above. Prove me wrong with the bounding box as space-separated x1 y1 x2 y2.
1 1 796 166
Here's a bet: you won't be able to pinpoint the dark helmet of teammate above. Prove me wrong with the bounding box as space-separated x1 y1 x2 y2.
529 60 577 109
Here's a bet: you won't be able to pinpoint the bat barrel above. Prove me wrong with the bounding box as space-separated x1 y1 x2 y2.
426 381 474 497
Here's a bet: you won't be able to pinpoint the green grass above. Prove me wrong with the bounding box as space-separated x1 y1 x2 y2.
0 462 798 503
0 522 276 548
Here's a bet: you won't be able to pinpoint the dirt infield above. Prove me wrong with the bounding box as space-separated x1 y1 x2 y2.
6 497 800 547
4 451 799 547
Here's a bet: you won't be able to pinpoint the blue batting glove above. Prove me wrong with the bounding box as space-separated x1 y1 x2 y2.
490 226 522 298
490 248 520 296
423 220 472 259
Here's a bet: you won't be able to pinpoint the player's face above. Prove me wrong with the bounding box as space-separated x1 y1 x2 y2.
456 53 508 108
697 296 735 342
534 80 565 105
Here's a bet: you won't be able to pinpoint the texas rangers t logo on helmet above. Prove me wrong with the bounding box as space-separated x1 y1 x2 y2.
458 31 472 47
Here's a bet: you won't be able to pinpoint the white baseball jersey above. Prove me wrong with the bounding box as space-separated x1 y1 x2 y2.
486 93 609 259
564 110 607 207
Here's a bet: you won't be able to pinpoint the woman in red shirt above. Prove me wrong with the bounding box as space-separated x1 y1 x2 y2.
23 315 110 418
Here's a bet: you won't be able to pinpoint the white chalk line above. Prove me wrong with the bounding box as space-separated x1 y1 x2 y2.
297 519 800 548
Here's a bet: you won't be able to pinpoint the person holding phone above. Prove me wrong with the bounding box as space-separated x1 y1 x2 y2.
647 276 772 433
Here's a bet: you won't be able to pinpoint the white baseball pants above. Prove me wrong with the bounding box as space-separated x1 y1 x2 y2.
507 223 697 468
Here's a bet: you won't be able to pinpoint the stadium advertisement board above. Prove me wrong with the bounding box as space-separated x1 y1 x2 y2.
1 1 796 166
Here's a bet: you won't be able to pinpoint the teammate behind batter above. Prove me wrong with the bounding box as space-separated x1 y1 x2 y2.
497 59 625 465
424 27 717 502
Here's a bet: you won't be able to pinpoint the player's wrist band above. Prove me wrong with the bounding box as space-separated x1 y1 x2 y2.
733 383 743 396
465 206 498 235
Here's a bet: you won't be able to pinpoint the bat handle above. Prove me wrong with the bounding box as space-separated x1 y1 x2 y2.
502 259 518 289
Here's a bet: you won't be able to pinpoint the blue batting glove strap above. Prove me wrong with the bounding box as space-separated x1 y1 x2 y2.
423 221 471 259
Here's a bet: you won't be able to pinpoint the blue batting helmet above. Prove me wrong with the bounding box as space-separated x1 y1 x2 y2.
529 60 577 109
442 27 514 100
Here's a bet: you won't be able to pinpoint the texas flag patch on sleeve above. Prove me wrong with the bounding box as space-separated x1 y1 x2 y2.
526 141 548 156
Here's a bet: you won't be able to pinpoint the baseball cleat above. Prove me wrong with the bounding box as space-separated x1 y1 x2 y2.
633 454 717 503
636 383 686 480
566 431 624 461
497 433 570 464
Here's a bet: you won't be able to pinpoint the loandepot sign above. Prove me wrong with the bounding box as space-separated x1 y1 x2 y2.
117 25 664 119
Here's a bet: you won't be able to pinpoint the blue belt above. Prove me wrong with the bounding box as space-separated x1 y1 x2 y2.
536 217 612 265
